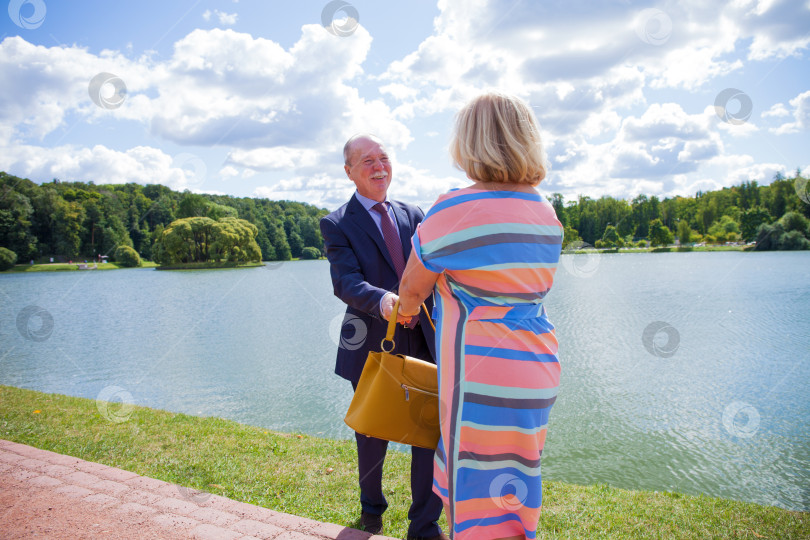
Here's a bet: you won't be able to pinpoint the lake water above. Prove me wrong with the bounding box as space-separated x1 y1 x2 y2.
1 252 808 512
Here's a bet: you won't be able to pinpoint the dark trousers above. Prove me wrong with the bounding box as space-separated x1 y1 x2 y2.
352 327 443 538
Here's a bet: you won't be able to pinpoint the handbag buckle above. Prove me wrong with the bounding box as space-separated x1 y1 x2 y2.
380 338 395 353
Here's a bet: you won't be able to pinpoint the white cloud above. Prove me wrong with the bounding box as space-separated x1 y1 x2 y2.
0 142 205 191
203 9 238 26
771 90 810 134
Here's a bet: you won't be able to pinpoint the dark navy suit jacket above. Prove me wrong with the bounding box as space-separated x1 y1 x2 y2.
320 194 436 384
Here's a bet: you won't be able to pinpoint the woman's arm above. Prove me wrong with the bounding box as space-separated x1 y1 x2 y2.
398 250 441 317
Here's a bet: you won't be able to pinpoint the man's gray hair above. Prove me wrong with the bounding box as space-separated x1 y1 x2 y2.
343 133 384 166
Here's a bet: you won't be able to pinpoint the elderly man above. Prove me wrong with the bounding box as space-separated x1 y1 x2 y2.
319 134 446 540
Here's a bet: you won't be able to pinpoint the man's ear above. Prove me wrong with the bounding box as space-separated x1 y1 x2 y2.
344 164 352 180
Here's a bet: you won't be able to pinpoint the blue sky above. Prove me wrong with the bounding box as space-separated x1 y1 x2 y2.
1 0 808 210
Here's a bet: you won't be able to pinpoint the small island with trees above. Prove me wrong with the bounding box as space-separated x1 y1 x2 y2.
0 169 808 272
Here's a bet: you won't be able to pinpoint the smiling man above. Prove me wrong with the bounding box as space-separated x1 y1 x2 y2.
319 134 446 540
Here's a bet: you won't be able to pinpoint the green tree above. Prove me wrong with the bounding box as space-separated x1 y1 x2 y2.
649 219 674 247
113 245 142 267
300 246 321 260
0 247 17 270
740 207 772 241
677 220 692 245
210 217 261 262
176 192 211 218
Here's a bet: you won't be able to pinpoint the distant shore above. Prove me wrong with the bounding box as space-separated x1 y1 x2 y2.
3 259 317 273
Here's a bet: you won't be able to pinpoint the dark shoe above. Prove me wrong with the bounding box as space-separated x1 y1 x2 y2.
360 511 383 535
406 533 449 540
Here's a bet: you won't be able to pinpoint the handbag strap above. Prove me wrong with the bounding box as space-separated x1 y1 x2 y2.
381 299 436 352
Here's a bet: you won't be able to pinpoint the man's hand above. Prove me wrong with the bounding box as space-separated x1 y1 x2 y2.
380 292 411 324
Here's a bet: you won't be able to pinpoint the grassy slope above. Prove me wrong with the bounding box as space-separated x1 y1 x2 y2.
1 386 806 539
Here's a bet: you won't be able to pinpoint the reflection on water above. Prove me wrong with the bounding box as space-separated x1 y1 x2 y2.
1 252 808 511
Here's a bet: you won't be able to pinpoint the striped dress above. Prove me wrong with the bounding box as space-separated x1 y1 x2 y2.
412 186 563 540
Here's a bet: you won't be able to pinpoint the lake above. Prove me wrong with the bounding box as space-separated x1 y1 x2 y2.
1 251 808 512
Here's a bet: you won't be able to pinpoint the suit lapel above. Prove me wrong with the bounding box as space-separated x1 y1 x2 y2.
347 194 396 273
390 202 412 260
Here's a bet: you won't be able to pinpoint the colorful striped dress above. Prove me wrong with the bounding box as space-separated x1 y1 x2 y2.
412 186 563 540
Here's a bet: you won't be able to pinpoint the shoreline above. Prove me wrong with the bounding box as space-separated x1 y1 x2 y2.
1 385 806 538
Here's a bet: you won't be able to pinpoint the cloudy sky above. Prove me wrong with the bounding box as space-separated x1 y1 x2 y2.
1 0 808 210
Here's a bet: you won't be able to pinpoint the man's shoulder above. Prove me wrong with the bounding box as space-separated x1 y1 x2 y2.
389 198 424 217
320 197 357 224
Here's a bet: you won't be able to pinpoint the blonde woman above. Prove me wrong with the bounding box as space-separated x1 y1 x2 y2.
396 92 563 539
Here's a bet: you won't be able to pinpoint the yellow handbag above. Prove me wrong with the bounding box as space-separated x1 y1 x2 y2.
344 300 440 449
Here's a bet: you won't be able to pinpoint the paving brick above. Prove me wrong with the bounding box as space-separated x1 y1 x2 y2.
82 493 120 508
0 439 22 450
154 497 203 516
93 479 131 497
258 511 311 531
54 484 94 498
297 520 352 539
42 453 82 467
10 469 39 481
63 471 102 488
198 494 241 513
151 512 200 530
7 444 54 461
189 507 241 527
38 463 74 477
120 488 163 506
76 460 138 482
231 519 286 539
125 475 171 492
228 503 284 523
18 458 51 471
27 475 63 488
0 452 27 464
116 502 159 517
189 523 242 540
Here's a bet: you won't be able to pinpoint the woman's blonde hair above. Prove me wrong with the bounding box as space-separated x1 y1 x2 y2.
450 91 548 185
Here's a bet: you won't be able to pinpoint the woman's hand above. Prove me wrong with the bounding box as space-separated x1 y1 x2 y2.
399 251 441 317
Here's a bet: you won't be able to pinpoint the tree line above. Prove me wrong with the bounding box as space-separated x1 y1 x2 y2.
0 172 327 264
551 170 810 250
1 169 808 267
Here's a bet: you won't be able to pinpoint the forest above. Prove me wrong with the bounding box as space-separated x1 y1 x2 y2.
0 169 808 267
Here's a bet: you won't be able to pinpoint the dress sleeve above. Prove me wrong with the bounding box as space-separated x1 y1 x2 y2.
411 220 445 273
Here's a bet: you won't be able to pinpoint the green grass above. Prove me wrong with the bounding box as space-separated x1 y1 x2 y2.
7 261 159 272
1 386 806 539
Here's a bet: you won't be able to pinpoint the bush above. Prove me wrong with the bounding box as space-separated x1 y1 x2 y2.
300 246 322 260
0 247 17 271
113 245 142 267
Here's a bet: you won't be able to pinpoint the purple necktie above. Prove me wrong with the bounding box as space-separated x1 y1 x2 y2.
372 202 417 327
372 202 406 277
